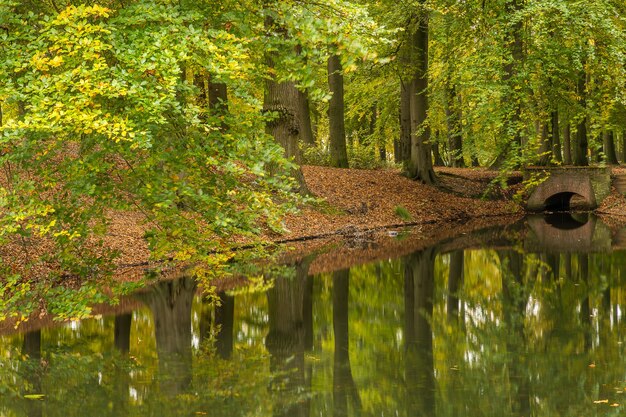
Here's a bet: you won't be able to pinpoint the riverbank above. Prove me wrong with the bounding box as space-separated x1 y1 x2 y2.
109 164 626 277
107 166 525 281
8 165 626 282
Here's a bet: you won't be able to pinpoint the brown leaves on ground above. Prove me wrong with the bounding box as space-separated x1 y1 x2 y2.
1 165 525 283
278 165 521 241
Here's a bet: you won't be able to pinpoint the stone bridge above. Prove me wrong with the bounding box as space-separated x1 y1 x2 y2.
524 166 611 212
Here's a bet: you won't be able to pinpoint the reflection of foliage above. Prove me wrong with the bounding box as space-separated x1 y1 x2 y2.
0 301 290 417
0 274 146 323
3 248 626 416
433 249 626 417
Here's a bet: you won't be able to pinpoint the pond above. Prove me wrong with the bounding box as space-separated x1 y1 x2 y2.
1 214 626 416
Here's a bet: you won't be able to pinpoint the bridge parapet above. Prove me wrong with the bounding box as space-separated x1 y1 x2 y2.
523 166 611 212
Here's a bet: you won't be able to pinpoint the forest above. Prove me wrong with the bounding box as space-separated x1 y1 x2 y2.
1 0 626 286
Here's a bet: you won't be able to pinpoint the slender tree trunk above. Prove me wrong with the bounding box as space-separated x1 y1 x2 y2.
408 9 436 184
398 80 412 165
294 45 315 147
603 130 618 165
551 111 562 163
432 139 444 166
446 85 464 167
563 123 572 164
298 89 315 145
538 122 551 165
328 53 349 168
370 104 385 162
574 71 588 166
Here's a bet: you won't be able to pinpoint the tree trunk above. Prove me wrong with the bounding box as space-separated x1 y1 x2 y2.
208 79 229 132
398 80 412 165
574 71 588 166
264 13 309 193
622 130 626 164
298 89 315 145
294 45 315 147
446 85 464 167
563 123 572 164
538 122 551 166
328 54 349 168
603 130 618 165
551 111 562 163
491 0 523 169
408 10 436 184
433 138 444 166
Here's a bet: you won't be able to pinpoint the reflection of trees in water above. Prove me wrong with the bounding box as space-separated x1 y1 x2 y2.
498 250 530 416
577 254 592 351
113 313 132 415
199 291 235 359
404 247 436 417
139 276 197 397
447 251 464 319
332 269 361 417
114 313 132 353
266 258 313 417
22 330 42 417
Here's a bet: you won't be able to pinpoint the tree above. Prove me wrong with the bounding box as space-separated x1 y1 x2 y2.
328 52 350 168
407 5 436 184
0 2 300 288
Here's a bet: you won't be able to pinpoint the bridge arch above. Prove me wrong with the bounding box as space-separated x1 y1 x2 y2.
524 167 610 212
543 191 589 212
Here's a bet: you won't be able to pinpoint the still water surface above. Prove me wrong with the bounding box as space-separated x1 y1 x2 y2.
1 217 626 416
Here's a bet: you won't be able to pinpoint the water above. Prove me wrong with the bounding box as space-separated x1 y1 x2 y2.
1 216 626 416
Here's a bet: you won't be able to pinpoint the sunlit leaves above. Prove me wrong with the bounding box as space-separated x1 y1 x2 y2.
0 0 300 314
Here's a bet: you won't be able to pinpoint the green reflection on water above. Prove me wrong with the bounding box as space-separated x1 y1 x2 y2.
2 245 626 416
